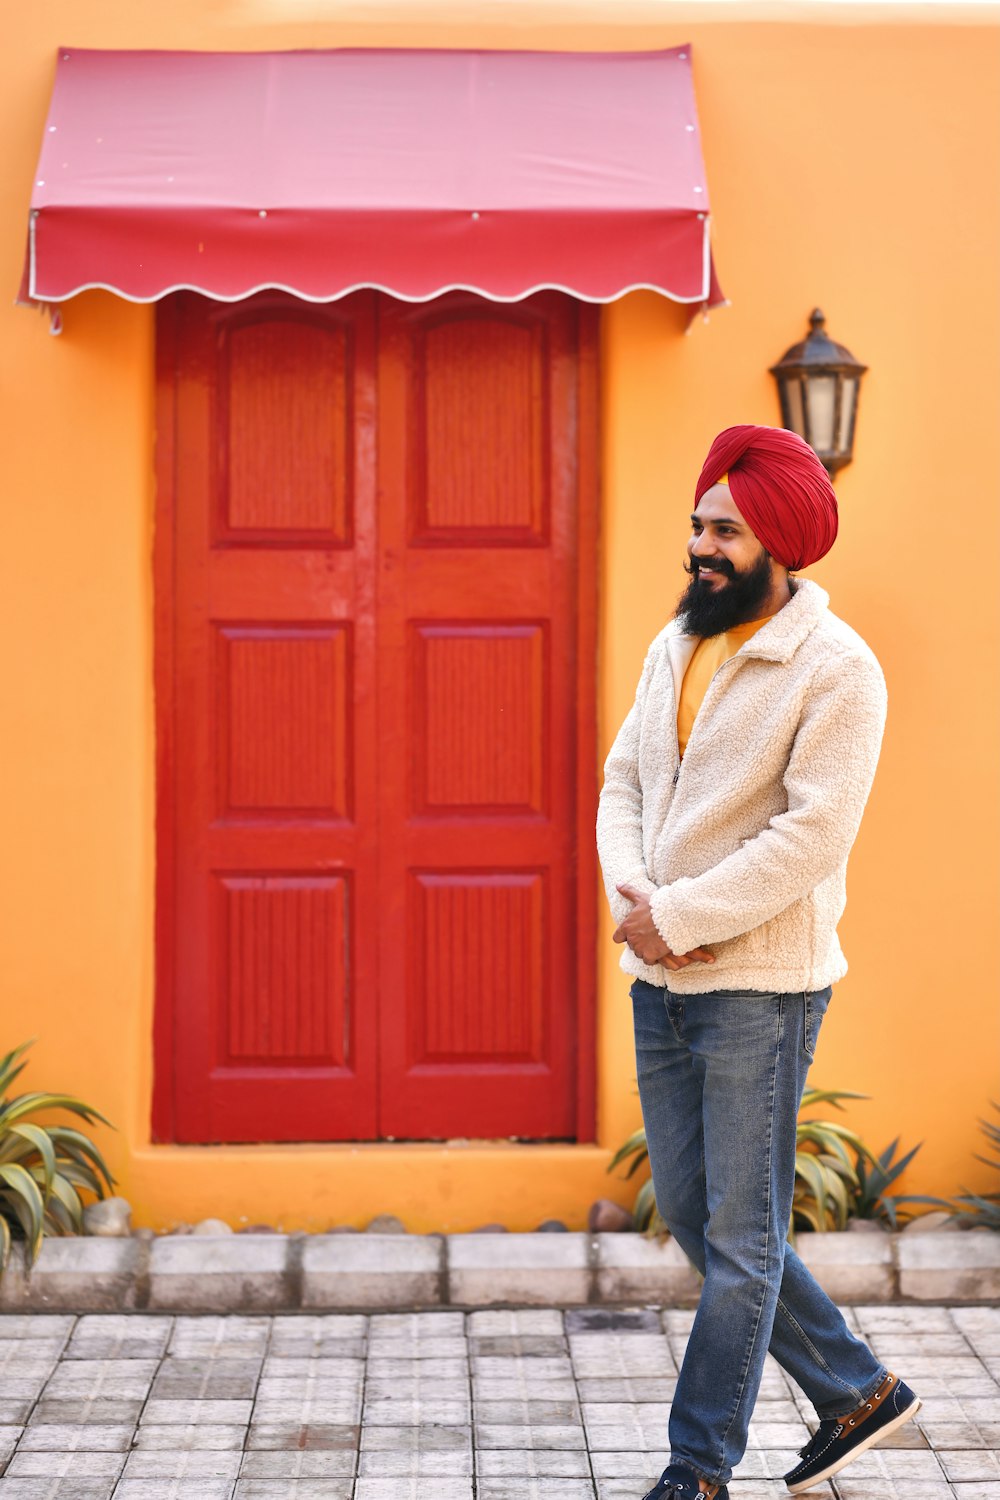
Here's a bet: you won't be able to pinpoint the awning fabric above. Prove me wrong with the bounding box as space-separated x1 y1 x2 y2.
22 46 725 309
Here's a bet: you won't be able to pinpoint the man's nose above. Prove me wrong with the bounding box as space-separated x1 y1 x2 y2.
690 534 718 558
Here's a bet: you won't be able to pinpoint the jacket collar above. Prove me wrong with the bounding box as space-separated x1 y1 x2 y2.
665 577 830 665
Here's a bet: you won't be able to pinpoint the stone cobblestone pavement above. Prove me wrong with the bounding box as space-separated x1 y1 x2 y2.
0 1304 996 1498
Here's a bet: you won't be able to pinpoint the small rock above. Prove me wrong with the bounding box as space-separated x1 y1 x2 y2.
191 1218 233 1235
324 1225 361 1234
366 1214 407 1234
536 1219 569 1233
168 1224 194 1235
236 1224 278 1234
901 1210 959 1234
471 1223 509 1234
82 1197 132 1237
131 1227 156 1242
847 1218 888 1233
588 1198 636 1233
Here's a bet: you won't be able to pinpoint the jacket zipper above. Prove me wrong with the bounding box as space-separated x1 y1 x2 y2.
673 651 747 787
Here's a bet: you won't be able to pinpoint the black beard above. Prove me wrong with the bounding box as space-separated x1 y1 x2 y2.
675 549 775 637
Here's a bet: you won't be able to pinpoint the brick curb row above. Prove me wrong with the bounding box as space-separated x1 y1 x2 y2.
1 1231 997 1314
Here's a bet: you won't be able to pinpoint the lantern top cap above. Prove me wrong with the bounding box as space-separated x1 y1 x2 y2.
769 307 868 377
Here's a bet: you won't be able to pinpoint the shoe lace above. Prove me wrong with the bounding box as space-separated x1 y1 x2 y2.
797 1417 843 1460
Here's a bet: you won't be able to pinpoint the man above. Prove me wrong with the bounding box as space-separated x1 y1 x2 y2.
596 425 920 1500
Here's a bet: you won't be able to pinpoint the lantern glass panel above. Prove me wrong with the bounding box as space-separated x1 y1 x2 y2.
805 374 837 453
785 376 805 438
837 377 857 454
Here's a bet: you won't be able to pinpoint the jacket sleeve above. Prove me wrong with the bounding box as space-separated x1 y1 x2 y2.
596 648 659 928
649 650 887 953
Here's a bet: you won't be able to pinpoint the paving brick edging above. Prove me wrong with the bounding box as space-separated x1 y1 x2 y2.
1 1230 997 1314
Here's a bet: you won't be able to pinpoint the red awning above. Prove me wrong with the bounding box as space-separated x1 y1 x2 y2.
22 47 724 309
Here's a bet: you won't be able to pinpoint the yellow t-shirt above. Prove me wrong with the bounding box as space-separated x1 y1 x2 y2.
677 615 774 758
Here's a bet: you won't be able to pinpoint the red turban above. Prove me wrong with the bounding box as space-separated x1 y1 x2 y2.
694 425 838 571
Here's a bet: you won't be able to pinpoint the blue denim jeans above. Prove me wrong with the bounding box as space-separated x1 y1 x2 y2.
630 979 886 1486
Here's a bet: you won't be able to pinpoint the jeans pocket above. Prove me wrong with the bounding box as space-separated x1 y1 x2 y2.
803 987 832 1057
630 979 663 1003
664 992 686 1045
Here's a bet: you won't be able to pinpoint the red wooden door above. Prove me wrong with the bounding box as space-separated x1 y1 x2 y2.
154 291 596 1143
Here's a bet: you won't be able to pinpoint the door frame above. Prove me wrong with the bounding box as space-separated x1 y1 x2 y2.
150 294 600 1144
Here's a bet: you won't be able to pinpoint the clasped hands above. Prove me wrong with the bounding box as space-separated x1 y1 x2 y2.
613 883 715 972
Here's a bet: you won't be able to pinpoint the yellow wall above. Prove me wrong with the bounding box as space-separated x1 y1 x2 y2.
2 2 997 1230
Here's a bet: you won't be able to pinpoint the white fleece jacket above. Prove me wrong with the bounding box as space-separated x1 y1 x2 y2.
596 579 887 994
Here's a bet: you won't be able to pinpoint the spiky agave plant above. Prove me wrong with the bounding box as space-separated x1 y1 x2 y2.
853 1136 924 1229
605 1126 667 1234
793 1088 871 1232
610 1087 882 1237
0 1041 115 1275
949 1102 1000 1229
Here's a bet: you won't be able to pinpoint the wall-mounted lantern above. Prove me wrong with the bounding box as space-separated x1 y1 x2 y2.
769 309 867 474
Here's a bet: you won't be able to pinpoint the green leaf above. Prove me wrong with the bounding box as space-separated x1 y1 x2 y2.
622 1152 650 1181
0 1041 35 1101
607 1130 649 1175
51 1160 104 1198
876 1136 901 1170
29 1170 83 1233
43 1196 76 1236
47 1124 115 1161
817 1154 860 1188
50 1174 84 1230
876 1141 923 1188
795 1153 832 1230
0 1134 33 1166
798 1128 855 1174
0 1164 45 1262
800 1088 869 1113
0 1094 111 1132
45 1130 115 1194
634 1179 659 1233
9 1125 56 1203
806 1120 868 1150
824 1167 851 1229
793 1200 823 1233
952 1190 1000 1225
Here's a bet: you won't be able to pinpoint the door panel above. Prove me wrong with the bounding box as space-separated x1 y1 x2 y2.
215 623 352 818
219 316 353 542
415 315 548 543
218 874 350 1065
411 622 547 815
156 290 595 1143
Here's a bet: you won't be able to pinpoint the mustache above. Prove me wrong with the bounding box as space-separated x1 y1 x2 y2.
684 556 737 581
